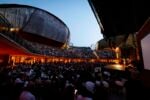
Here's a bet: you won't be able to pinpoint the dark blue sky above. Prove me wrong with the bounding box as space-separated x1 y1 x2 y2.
0 0 102 47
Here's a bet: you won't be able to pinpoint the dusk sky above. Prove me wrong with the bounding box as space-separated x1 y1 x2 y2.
0 0 103 47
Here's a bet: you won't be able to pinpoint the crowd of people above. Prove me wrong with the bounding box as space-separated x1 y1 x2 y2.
18 39 116 59
0 29 147 100
0 61 146 100
25 41 116 59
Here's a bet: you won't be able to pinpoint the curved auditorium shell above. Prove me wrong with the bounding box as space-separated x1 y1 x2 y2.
0 4 70 47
